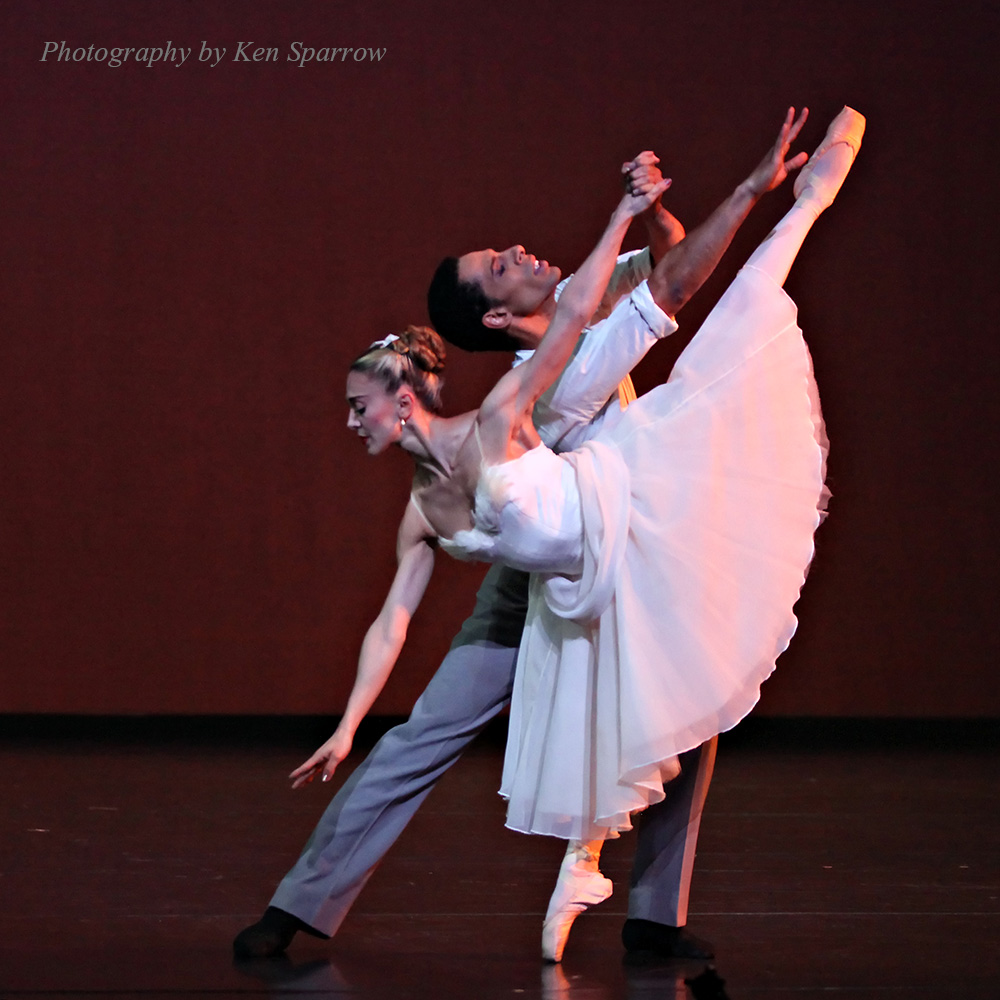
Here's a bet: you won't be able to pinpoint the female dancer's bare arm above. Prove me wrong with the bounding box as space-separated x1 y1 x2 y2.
289 504 436 787
478 183 668 459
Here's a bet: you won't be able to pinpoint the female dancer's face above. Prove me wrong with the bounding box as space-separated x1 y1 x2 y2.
346 371 402 455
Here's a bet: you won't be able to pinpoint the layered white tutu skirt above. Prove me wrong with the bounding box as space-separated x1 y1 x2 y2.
500 265 829 839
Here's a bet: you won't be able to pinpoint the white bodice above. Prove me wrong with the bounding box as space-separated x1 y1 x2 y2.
439 445 584 575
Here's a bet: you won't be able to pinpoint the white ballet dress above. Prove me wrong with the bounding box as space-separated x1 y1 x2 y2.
440 264 829 841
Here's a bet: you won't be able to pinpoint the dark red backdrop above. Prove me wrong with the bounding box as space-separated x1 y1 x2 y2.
2 0 996 716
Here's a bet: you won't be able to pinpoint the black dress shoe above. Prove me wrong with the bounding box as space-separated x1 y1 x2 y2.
621 918 715 959
233 906 319 959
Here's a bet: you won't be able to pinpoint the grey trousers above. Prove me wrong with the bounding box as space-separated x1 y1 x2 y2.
270 565 716 937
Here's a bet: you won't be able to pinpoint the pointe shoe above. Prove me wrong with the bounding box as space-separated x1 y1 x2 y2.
541 855 614 963
793 106 866 202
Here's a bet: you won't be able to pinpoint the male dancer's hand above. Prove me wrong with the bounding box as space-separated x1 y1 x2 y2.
744 107 810 196
645 106 810 318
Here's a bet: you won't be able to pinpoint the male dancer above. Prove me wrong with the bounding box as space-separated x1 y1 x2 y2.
235 108 840 961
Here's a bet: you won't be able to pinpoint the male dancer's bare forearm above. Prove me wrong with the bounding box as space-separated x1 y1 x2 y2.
646 108 808 317
646 180 761 316
643 203 686 265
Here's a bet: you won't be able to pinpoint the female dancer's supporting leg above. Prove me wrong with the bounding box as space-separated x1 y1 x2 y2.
542 837 612 963
537 106 864 964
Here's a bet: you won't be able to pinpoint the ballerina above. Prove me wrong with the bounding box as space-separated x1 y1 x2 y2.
290 106 864 962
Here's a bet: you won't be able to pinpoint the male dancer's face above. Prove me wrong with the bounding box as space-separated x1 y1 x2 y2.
457 244 561 328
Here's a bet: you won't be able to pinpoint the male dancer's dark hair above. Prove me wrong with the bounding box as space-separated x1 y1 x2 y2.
426 256 521 352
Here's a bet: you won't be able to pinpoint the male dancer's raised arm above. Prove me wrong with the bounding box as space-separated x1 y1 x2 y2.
533 109 808 451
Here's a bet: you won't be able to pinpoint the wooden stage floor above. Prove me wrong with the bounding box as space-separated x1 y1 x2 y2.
0 718 996 999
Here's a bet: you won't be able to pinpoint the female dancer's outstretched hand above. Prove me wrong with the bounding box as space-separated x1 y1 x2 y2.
289 727 354 788
746 106 810 195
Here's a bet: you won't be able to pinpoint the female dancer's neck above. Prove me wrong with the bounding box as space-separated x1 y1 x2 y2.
404 409 477 483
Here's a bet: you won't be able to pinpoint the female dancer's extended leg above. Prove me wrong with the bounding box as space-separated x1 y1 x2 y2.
537 106 865 964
